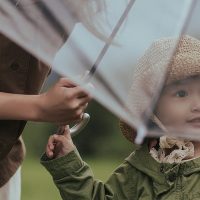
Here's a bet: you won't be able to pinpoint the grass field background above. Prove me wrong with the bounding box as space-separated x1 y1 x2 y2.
21 156 122 200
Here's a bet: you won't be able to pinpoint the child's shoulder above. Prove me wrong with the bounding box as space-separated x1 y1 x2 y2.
124 143 159 171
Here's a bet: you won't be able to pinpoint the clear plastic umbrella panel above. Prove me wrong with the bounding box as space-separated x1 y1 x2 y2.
1 0 200 142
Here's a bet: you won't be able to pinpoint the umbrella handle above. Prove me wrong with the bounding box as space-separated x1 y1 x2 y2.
56 113 90 136
69 113 90 137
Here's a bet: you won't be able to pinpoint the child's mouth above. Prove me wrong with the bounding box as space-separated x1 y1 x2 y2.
187 118 200 128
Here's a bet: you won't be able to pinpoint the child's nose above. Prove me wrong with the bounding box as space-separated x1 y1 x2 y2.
191 95 200 112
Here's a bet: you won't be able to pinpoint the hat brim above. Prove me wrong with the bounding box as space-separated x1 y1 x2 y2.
119 120 137 143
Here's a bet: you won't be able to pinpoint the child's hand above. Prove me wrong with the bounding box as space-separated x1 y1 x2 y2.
46 125 75 159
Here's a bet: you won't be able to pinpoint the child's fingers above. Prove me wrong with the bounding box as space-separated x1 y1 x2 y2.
47 135 56 150
57 126 65 135
57 125 70 137
52 134 67 144
46 136 55 158
63 125 71 137
46 134 63 158
46 148 54 158
59 125 71 138
63 127 74 147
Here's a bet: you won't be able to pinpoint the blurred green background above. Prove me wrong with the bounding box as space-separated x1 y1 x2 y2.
21 99 133 200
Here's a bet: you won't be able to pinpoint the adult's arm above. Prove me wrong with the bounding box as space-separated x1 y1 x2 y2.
0 92 40 121
0 78 91 125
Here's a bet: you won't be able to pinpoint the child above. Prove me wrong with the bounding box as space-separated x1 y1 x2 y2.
41 35 200 199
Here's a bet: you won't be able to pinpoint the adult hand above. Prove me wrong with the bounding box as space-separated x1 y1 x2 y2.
37 78 91 125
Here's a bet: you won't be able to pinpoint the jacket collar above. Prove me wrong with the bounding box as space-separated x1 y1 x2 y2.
125 142 200 196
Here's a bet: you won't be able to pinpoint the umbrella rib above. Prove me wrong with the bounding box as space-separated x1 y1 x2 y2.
88 0 136 76
0 7 9 17
82 0 136 113
33 0 69 40
7 0 53 41
8 0 38 27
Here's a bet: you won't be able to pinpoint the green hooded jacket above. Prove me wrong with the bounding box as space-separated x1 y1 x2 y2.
40 144 200 200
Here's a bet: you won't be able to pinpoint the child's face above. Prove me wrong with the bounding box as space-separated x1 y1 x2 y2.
155 76 200 132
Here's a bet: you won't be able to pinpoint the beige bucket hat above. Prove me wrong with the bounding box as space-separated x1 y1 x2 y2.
120 35 200 143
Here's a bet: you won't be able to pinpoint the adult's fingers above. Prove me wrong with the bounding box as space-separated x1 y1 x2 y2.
71 84 92 98
81 103 88 111
58 78 77 88
77 96 91 107
77 90 90 99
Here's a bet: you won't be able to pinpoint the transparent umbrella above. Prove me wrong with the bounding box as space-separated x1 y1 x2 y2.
0 0 200 143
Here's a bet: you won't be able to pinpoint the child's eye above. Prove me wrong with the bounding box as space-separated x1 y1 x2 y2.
175 90 188 97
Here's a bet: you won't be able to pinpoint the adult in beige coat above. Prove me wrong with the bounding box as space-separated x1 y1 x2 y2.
0 1 105 199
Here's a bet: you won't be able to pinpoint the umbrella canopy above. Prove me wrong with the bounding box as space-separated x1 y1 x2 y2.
1 0 200 142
